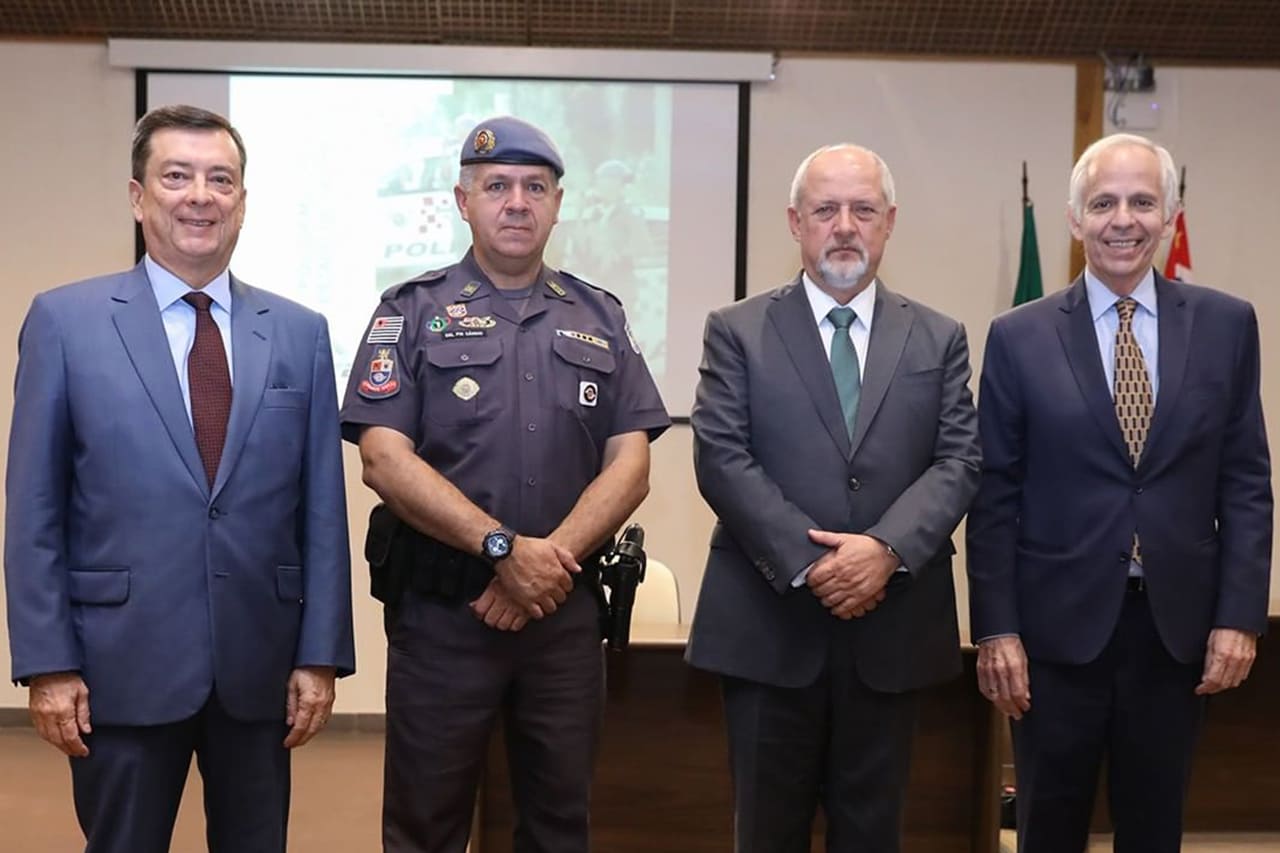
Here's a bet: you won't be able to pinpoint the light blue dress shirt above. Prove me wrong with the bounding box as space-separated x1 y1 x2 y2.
144 255 235 425
1084 269 1159 400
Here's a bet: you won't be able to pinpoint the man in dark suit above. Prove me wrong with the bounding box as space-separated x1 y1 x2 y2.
4 105 355 853
686 144 982 852
967 133 1272 853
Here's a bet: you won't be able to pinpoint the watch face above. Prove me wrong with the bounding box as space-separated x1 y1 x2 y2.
484 531 512 559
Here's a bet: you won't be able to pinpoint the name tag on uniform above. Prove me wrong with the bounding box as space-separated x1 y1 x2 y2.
557 329 610 350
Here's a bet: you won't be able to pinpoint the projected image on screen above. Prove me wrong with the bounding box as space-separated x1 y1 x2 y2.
228 76 672 386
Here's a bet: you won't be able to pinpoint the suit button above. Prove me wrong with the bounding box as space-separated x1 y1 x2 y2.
1119 553 1130 563
209 507 221 519
848 477 861 491
1134 487 1144 494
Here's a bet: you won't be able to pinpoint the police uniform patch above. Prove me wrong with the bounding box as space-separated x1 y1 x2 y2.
556 329 610 350
446 303 468 319
453 376 480 401
366 315 405 344
579 381 599 407
473 128 496 155
428 316 449 333
458 315 497 330
358 348 400 399
460 281 481 298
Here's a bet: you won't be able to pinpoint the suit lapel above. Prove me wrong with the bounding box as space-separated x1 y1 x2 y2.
1141 274 1190 466
767 277 851 458
214 277 272 497
1055 276 1130 462
849 285 910 458
111 264 208 494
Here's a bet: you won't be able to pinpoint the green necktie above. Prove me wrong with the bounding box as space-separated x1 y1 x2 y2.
828 307 861 439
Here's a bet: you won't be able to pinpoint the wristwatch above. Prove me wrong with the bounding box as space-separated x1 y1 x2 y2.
481 525 517 564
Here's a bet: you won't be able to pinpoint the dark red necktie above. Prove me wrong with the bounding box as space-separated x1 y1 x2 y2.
183 292 232 487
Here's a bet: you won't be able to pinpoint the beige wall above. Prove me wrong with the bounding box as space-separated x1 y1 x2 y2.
0 42 135 710
1 43 1277 713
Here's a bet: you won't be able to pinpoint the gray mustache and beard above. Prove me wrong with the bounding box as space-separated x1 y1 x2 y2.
818 242 868 291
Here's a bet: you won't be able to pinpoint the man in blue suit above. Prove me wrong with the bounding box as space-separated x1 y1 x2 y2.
4 105 355 853
967 133 1272 852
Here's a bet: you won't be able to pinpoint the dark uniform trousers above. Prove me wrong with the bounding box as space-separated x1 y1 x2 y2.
1012 586 1205 853
70 690 291 853
382 583 605 853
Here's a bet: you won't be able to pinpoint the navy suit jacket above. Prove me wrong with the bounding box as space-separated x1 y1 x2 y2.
687 276 981 692
5 263 355 725
967 273 1272 665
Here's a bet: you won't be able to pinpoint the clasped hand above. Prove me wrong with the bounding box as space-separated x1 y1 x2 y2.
805 530 898 619
472 535 579 629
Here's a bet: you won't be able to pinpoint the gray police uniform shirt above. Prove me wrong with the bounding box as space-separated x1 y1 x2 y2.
340 249 670 537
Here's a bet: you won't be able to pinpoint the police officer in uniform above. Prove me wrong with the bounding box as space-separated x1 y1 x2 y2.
341 117 670 853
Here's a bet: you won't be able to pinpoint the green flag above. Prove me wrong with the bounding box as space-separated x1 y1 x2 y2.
1013 199 1043 306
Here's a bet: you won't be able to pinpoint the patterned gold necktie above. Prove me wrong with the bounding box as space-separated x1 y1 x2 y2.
1114 297 1152 562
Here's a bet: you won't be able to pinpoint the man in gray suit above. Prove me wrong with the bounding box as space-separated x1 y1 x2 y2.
686 144 981 852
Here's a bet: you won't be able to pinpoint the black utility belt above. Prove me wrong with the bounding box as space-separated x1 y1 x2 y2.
365 503 606 608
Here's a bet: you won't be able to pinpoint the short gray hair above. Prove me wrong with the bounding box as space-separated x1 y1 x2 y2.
1069 133 1178 221
789 144 896 209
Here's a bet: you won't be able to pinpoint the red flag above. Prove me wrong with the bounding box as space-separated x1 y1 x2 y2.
1163 209 1193 282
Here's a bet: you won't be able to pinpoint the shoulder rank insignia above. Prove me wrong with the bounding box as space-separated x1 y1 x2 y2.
625 321 642 354
546 279 568 298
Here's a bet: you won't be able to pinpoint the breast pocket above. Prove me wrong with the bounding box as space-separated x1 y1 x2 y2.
262 387 308 409
890 366 943 426
552 336 616 430
425 339 504 425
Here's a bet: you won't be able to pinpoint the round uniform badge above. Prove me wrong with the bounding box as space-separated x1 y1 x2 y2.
473 129 496 155
453 376 480 401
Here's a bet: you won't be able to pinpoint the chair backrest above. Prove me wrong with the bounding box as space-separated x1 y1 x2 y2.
631 557 681 625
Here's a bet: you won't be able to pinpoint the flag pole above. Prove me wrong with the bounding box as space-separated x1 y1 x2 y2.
1178 166 1186 205
1022 161 1029 205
